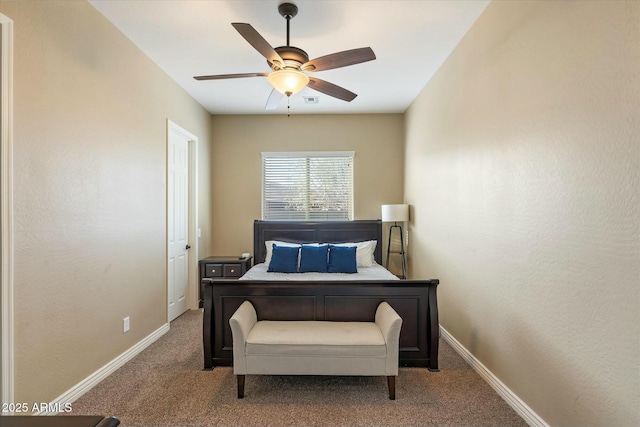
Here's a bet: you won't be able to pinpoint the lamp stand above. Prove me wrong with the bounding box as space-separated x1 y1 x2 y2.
385 222 407 279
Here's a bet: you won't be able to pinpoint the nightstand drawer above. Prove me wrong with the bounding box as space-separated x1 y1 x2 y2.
204 264 223 277
224 264 242 277
199 256 252 308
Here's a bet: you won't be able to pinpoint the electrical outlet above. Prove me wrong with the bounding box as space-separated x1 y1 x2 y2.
123 316 130 333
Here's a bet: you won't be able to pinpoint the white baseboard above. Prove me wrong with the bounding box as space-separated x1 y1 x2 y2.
440 326 550 427
39 322 170 415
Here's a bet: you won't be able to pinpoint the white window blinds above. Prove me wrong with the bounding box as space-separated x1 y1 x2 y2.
262 151 354 220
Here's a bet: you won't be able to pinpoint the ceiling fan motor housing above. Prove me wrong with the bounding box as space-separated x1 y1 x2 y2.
270 46 309 70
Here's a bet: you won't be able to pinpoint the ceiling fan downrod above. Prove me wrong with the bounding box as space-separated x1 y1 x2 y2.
286 15 290 46
278 2 298 47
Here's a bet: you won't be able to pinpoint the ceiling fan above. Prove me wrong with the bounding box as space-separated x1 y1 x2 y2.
194 2 376 110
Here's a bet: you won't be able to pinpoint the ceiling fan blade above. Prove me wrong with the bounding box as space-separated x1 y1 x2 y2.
232 23 285 68
194 72 268 81
302 47 376 72
265 88 283 110
307 77 357 102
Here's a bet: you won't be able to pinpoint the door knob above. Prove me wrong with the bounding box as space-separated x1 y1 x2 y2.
185 244 191 250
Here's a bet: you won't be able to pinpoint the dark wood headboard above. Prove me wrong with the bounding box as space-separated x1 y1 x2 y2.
253 220 383 265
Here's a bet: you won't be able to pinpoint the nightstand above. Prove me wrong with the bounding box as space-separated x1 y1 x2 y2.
198 256 252 307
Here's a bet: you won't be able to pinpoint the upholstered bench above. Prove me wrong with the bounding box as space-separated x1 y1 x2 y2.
229 300 402 400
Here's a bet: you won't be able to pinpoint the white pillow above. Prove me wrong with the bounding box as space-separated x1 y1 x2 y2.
264 240 301 266
332 240 377 268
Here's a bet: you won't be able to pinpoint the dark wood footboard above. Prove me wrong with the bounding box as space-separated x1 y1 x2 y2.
202 279 440 371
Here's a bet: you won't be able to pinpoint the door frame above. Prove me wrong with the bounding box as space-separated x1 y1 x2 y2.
166 120 199 323
1 13 14 404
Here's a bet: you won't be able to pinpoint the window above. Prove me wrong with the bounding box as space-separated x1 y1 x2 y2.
262 151 354 220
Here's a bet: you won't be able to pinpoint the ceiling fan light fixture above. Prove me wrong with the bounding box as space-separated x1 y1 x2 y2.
268 69 309 96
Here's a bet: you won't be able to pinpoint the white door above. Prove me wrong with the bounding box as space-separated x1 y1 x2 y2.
168 127 189 321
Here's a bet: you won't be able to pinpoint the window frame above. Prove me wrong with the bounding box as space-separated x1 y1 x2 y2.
261 151 355 221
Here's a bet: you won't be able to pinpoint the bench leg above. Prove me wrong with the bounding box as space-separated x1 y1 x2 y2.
387 376 396 400
237 375 245 399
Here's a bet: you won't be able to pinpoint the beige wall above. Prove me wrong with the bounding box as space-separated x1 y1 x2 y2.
404 1 639 426
210 114 404 266
0 1 213 404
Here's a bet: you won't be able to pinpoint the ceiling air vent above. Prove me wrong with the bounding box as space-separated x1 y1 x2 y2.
304 96 319 104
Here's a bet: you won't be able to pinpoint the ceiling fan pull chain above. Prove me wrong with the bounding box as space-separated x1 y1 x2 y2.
287 97 290 117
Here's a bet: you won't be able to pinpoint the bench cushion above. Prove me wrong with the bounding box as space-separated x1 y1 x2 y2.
246 320 386 358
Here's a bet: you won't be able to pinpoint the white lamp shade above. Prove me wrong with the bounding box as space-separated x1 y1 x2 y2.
381 204 409 222
267 69 310 96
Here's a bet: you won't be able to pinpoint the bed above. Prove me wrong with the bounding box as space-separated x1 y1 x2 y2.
202 220 440 371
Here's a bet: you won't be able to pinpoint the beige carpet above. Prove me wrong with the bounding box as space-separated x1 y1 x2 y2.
70 310 528 427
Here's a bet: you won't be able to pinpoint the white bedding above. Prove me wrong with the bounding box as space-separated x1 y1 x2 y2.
240 262 399 281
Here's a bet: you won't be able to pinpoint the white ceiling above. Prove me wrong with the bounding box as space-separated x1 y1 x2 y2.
89 0 489 115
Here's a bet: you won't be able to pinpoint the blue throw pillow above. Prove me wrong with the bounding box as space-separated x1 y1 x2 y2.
267 244 299 273
299 245 329 273
328 245 358 274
